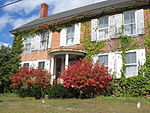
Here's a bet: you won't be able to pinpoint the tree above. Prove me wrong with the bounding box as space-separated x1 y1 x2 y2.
11 34 24 74
0 45 13 93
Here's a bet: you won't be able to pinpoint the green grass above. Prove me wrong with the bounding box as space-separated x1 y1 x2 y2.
0 94 150 113
95 96 150 103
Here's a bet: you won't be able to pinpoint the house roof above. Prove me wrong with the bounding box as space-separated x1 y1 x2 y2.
10 0 150 34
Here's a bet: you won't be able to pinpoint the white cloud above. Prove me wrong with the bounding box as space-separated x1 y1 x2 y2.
0 42 9 47
0 14 11 31
1 0 107 30
11 15 39 29
3 0 55 14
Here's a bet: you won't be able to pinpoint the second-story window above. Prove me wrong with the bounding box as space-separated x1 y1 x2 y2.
97 16 109 40
24 37 31 52
124 11 136 35
66 26 75 45
40 31 48 50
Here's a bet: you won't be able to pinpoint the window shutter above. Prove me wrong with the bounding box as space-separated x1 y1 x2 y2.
91 19 98 41
115 53 122 78
108 53 115 75
115 14 123 37
136 9 145 34
109 14 123 39
60 28 66 46
109 15 116 38
35 35 40 50
31 36 36 50
74 23 81 45
48 31 52 48
137 49 146 66
92 55 98 63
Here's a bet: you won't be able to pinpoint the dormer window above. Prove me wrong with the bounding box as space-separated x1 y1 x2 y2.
97 16 109 40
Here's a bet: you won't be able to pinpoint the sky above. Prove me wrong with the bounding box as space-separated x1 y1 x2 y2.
0 0 106 45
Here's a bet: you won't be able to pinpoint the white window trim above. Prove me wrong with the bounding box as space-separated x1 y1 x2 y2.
40 31 49 50
65 25 75 46
23 38 31 53
125 49 139 77
123 10 138 37
96 16 110 41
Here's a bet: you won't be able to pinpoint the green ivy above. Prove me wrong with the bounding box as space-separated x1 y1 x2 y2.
119 35 138 78
81 21 105 60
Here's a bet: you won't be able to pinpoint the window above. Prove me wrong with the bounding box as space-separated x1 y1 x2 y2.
38 61 45 69
23 63 29 67
124 11 136 35
125 52 138 77
97 16 109 40
98 55 108 66
66 26 75 45
40 31 48 50
24 37 31 52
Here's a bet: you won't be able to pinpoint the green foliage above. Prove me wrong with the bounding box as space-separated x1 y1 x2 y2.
11 34 24 74
143 22 150 77
119 35 138 78
0 45 13 93
48 84 78 99
111 76 150 97
17 88 42 99
81 21 105 59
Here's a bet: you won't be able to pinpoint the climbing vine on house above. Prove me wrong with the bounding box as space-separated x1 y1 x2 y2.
119 35 138 78
81 21 105 60
144 19 150 77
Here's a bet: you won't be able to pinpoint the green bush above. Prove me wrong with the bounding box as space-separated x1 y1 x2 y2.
17 88 42 99
48 84 79 99
111 76 150 97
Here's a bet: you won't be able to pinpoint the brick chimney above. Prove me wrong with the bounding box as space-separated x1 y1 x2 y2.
40 3 49 18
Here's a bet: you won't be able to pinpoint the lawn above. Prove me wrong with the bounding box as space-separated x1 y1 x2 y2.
0 94 150 113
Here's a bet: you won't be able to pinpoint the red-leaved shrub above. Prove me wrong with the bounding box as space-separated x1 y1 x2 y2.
60 59 112 97
10 67 51 90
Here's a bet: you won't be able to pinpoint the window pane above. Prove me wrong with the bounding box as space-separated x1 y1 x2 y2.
38 62 45 69
124 12 135 24
99 17 108 28
126 65 137 77
40 31 48 50
23 63 29 67
98 55 108 66
98 28 108 40
125 52 136 64
25 43 31 52
124 11 136 35
66 26 75 45
124 24 136 35
67 26 75 34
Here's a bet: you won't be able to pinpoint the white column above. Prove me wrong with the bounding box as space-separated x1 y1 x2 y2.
50 56 55 84
65 54 69 69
